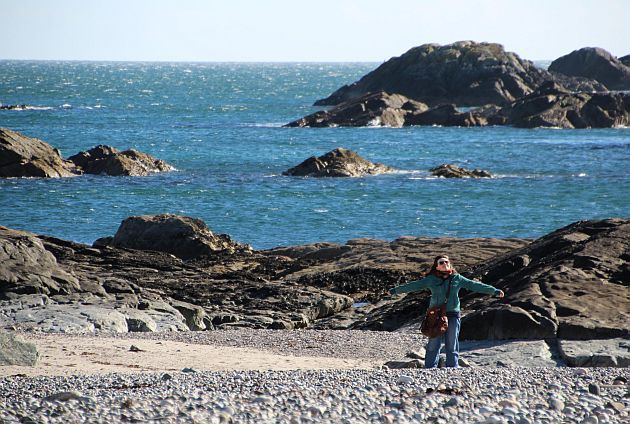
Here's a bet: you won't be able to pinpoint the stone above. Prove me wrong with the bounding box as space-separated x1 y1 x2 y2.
43 391 85 402
549 47 630 90
430 164 492 178
67 145 174 176
588 384 601 395
283 148 394 177
383 359 423 369
503 82 629 128
405 104 488 127
108 214 251 260
314 41 604 107
170 299 207 331
285 91 427 128
0 127 79 178
559 339 629 367
397 375 414 384
0 331 39 365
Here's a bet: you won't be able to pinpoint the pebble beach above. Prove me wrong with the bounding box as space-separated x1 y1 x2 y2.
1 330 628 423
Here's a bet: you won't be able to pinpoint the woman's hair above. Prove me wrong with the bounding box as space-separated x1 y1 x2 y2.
427 254 457 275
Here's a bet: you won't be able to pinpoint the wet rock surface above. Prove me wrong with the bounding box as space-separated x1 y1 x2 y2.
283 147 394 177
429 164 493 178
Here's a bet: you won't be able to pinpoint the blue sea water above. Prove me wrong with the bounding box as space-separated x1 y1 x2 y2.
1 61 629 249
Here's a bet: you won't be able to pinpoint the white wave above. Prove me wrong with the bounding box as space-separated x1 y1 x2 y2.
314 208 329 213
60 104 72 109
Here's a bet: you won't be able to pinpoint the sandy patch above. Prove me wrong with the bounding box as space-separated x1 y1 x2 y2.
1 334 381 377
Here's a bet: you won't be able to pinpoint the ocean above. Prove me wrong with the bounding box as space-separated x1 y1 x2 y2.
1 61 629 249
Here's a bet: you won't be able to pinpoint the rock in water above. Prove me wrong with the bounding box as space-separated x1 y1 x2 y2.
549 47 630 90
430 164 492 178
284 91 427 128
108 214 251 260
283 148 394 177
0 127 79 178
68 145 174 176
314 41 603 107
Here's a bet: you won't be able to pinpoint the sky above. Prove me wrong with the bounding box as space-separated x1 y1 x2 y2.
2 0 629 62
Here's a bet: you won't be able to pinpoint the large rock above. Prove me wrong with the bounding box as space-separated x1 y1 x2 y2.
68 145 174 176
549 47 630 90
0 227 80 297
558 339 630 367
0 128 78 178
460 218 630 340
285 91 427 128
315 41 604 107
283 148 394 177
430 164 492 178
0 331 39 365
620 55 630 67
504 82 630 128
108 214 251 260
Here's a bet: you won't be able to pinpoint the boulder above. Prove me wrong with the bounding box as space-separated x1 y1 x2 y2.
314 41 603 107
283 148 394 177
461 218 630 340
430 164 492 178
285 91 428 128
620 54 630 67
558 339 630 367
108 214 251 260
504 82 630 128
405 104 488 127
549 47 630 90
0 226 81 297
0 127 78 178
68 145 174 176
0 331 39 365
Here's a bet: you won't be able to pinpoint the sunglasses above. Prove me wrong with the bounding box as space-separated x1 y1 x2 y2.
437 259 450 265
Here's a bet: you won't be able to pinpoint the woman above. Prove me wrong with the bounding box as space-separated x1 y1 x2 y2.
387 255 504 368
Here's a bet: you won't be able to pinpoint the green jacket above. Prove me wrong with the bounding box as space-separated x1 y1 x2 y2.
389 273 500 312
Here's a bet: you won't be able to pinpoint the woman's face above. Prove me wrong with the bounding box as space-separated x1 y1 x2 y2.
436 257 451 271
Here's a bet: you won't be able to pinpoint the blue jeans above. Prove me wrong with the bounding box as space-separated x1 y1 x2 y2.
425 315 461 368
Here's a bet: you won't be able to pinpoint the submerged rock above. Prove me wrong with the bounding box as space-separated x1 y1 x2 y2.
549 47 630 90
430 164 493 178
0 127 79 178
283 148 394 177
68 145 174 176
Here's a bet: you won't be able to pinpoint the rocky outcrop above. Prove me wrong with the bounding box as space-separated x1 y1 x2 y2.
460 218 630 340
314 41 604 107
283 148 394 177
0 332 39 366
549 47 630 90
620 55 630 67
404 104 489 127
504 82 630 128
285 91 428 128
430 164 492 178
0 128 78 178
104 214 251 260
68 145 174 176
0 128 174 178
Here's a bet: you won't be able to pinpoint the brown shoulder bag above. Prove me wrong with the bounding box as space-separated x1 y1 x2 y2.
420 277 452 338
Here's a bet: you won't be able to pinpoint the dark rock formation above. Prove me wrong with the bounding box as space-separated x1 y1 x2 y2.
285 91 428 128
0 127 78 178
0 104 30 110
405 104 487 127
314 41 604 107
504 82 630 128
106 214 251 260
460 218 630 340
68 145 174 176
549 47 630 90
620 55 630 67
430 164 492 178
283 148 394 177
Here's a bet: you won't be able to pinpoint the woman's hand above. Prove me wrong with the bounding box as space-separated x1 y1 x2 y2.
495 290 505 298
